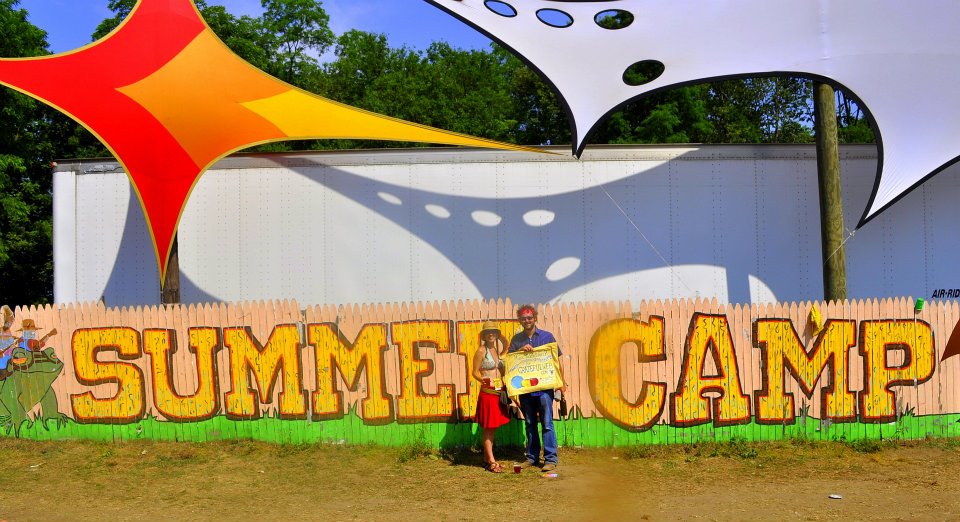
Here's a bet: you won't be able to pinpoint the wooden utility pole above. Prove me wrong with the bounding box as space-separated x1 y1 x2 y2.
161 235 181 304
813 81 847 301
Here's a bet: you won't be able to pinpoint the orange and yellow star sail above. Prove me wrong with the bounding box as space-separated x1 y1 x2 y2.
0 0 536 280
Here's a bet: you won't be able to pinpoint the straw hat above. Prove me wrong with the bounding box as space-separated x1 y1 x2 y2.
18 319 40 332
480 321 500 336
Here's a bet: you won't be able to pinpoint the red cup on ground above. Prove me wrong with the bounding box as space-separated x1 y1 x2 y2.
513 464 521 474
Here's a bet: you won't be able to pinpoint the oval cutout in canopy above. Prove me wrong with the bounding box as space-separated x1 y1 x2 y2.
595 9 634 30
484 0 517 17
537 9 574 28
623 60 665 86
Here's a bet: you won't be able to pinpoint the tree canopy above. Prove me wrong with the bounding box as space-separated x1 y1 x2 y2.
0 0 109 304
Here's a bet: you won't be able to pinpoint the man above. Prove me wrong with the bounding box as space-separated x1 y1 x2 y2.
509 304 565 472
18 319 47 351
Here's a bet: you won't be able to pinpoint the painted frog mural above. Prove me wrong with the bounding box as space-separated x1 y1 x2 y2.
0 321 65 435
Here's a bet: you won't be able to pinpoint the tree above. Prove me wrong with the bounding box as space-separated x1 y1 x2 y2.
0 0 55 303
495 45 569 146
93 0 270 72
91 0 136 41
259 0 333 85
318 34 516 149
317 30 397 106
757 77 813 143
201 5 269 72
364 41 515 140
835 89 875 143
589 84 713 145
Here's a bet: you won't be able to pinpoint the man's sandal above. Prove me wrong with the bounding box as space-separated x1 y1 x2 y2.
483 462 503 473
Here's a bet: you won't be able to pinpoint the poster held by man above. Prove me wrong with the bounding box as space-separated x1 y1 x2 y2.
503 342 564 398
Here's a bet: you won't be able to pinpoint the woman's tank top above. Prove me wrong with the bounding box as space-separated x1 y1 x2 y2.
479 346 504 371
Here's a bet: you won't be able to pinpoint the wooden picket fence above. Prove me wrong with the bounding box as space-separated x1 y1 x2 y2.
3 296 958 447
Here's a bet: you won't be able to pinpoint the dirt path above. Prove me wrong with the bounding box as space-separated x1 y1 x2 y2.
1 439 959 521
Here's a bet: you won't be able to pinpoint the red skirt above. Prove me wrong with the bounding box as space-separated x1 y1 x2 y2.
476 389 510 429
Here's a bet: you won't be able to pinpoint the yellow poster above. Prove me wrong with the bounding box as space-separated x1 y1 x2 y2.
503 342 563 398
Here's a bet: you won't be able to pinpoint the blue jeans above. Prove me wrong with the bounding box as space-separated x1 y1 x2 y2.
519 391 557 464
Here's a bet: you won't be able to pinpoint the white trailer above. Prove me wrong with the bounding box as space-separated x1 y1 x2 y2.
52 144 960 307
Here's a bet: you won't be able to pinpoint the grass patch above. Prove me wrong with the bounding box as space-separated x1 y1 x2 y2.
397 431 434 463
924 437 960 450
439 445 480 466
273 442 314 458
622 444 660 460
785 433 819 449
845 438 890 453
682 437 758 460
3 438 960 521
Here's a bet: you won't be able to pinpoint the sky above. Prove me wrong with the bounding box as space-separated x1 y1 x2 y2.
17 0 493 55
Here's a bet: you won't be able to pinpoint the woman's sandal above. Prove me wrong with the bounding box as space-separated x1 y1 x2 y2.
483 461 503 473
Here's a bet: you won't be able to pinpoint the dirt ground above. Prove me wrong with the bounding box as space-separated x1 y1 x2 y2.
1 437 959 521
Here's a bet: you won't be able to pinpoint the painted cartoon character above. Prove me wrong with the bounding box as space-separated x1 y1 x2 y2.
18 319 49 351
0 305 16 378
0 319 64 435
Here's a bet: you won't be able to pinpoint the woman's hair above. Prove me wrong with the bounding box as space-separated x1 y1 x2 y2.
516 304 537 318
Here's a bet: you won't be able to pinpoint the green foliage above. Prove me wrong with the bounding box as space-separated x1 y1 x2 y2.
0 1 57 303
595 10 634 31
705 77 815 144
396 431 433 463
202 6 270 72
95 0 330 88
593 84 715 145
494 45 569 146
622 444 658 460
259 0 333 85
316 30 396 105
836 89 875 143
315 35 517 149
838 120 875 143
622 61 665 87
846 438 888 453
0 0 46 56
272 442 314 458
374 41 514 139
91 0 136 41
786 433 817 449
682 437 758 460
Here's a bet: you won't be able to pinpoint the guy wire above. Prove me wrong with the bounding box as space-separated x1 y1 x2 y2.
598 183 697 297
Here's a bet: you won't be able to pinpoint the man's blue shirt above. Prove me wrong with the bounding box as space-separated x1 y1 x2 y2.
508 327 559 353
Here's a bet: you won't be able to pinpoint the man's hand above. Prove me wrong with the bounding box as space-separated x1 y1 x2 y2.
522 343 534 352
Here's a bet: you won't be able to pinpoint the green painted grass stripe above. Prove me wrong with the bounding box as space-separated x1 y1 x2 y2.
4 412 958 447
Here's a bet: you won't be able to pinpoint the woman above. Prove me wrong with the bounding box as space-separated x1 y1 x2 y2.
472 320 512 472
